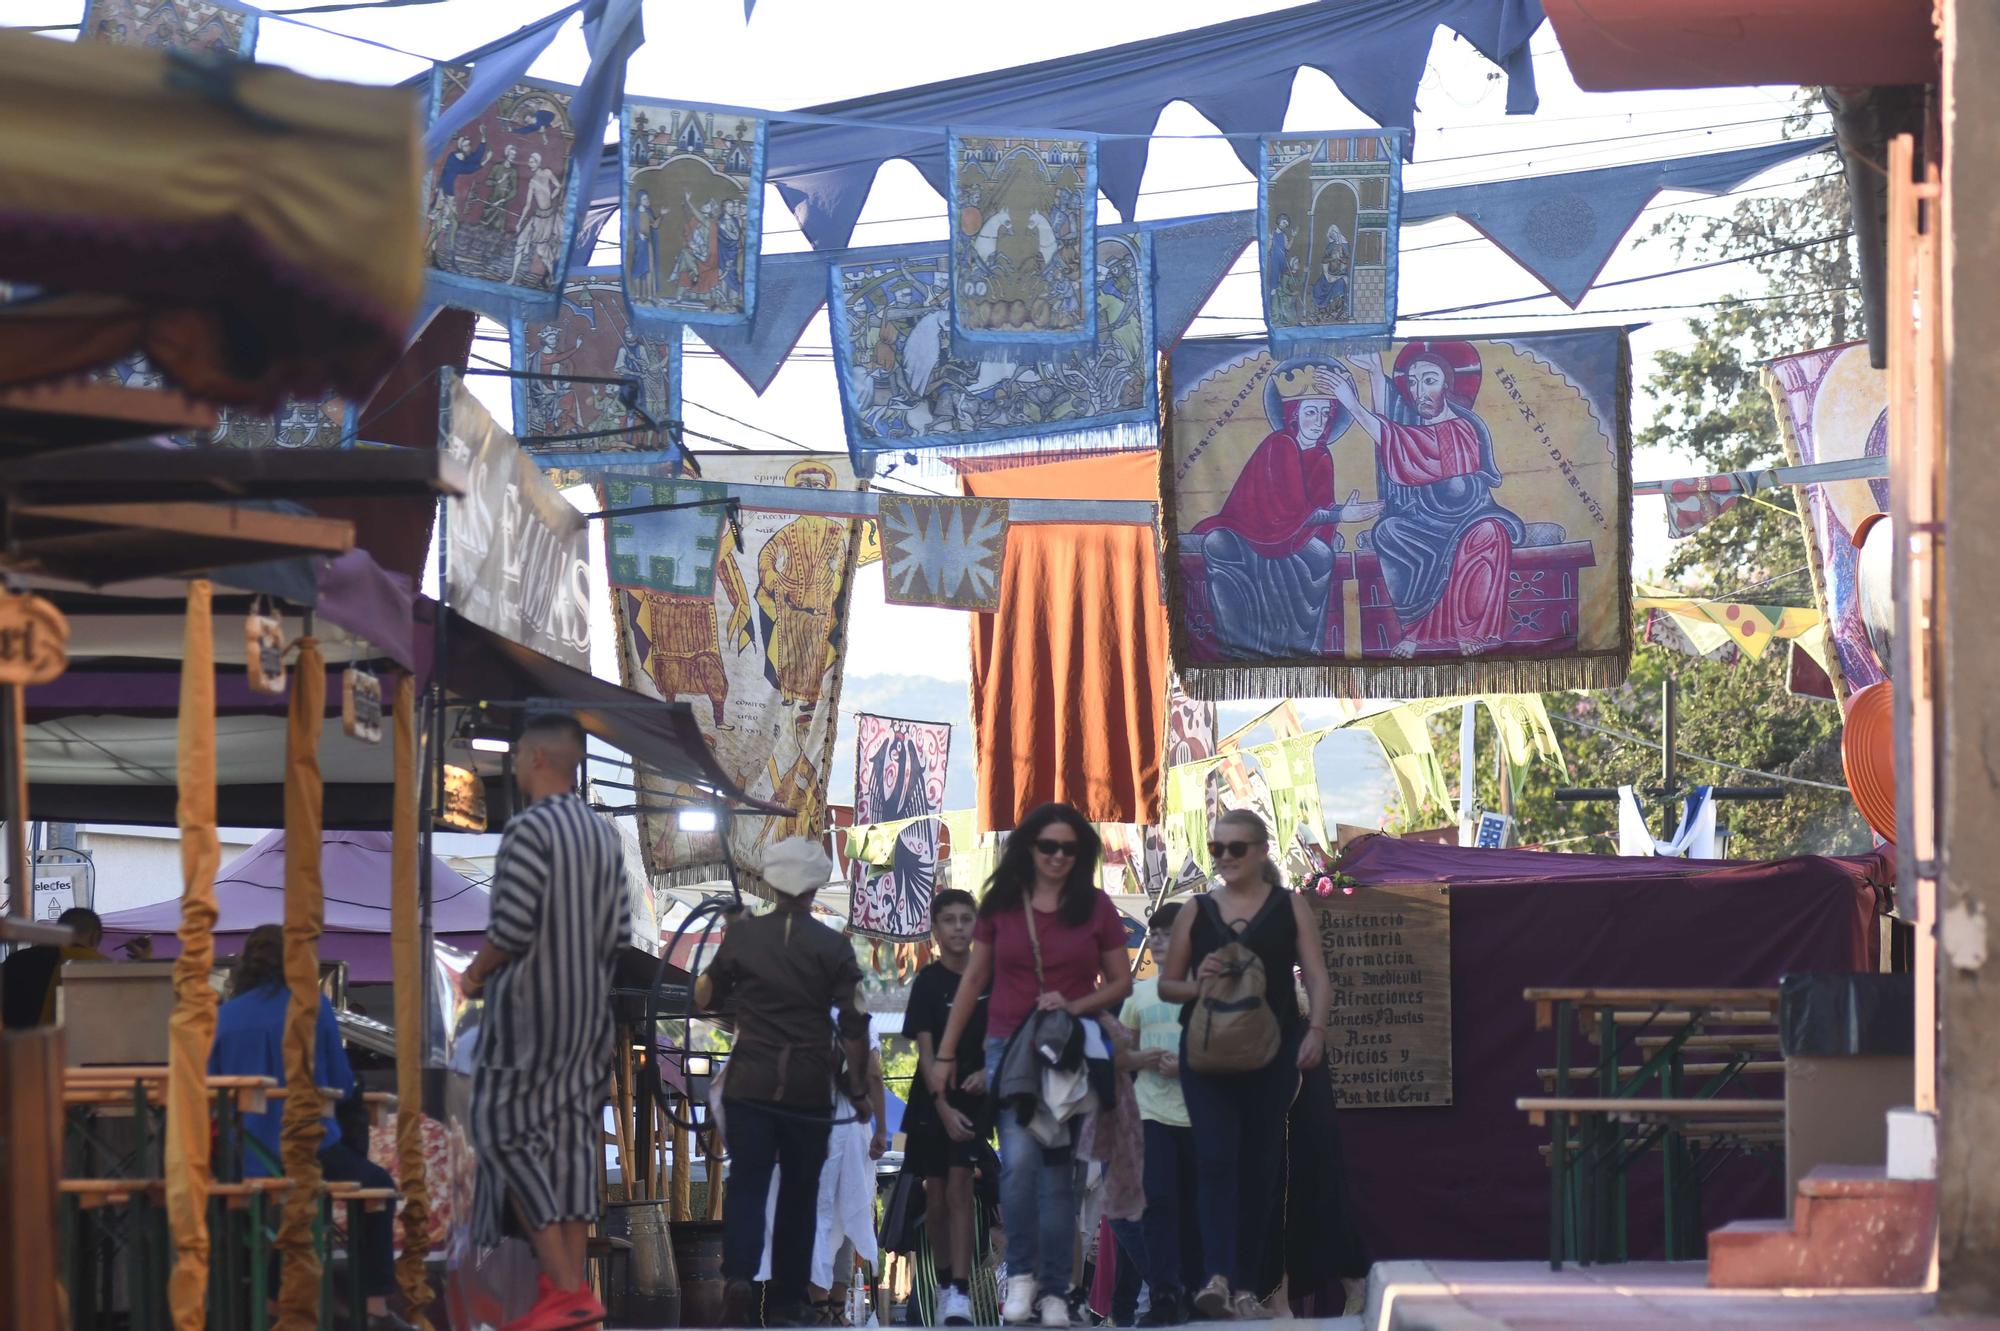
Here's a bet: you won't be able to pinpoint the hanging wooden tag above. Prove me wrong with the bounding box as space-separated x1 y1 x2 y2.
244 603 287 695
342 664 383 743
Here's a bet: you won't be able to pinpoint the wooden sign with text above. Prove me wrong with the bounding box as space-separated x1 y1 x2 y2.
0 592 68 686
1310 883 1452 1108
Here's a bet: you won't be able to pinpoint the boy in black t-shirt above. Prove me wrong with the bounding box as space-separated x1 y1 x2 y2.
901 889 989 1325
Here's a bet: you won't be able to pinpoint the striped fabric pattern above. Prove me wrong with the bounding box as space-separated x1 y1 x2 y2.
470 792 629 1243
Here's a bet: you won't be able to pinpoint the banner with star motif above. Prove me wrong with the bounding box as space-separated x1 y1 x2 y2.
848 713 951 940
1259 131 1403 343
877 495 1010 611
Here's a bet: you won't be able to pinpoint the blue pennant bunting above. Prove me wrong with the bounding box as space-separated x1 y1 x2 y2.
688 249 831 395
1147 211 1256 353
584 1 1542 252
1401 136 1834 306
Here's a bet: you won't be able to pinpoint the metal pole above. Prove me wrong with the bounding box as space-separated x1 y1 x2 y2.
1659 675 1679 842
1457 702 1477 846
2 684 24 927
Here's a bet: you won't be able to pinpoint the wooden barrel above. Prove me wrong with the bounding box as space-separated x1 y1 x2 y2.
605 1200 680 1326
670 1218 728 1327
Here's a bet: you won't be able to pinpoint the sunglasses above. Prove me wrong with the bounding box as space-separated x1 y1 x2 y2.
1033 838 1079 858
1207 840 1261 860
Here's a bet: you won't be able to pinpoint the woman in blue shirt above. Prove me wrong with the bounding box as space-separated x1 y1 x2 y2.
210 925 415 1331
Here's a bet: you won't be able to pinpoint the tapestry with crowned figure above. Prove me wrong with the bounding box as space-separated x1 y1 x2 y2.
1259 131 1402 343
81 0 257 56
849 713 951 940
510 269 681 482
948 134 1096 344
424 65 585 304
621 100 765 329
1763 341 1888 707
828 231 1153 466
607 456 865 895
1163 332 1630 700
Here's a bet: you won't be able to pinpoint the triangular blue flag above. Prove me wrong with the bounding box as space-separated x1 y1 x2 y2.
691 249 829 394
1147 212 1257 352
1403 137 1833 307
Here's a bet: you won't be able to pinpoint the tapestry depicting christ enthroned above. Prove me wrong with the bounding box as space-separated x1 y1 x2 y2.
1163 331 1631 700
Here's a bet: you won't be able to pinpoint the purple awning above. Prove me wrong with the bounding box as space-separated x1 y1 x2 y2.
96 830 488 981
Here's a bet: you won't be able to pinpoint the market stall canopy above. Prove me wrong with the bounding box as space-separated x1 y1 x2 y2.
96 831 488 982
0 29 423 407
21 591 768 827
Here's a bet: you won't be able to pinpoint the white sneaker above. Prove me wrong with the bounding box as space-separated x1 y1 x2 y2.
1002 1274 1038 1325
939 1287 974 1326
1037 1294 1070 1328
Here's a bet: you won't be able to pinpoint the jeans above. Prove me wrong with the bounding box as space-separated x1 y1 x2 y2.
722 1098 832 1302
1178 1028 1301 1291
1139 1120 1204 1296
1109 1218 1146 1324
318 1138 396 1299
985 1034 1077 1294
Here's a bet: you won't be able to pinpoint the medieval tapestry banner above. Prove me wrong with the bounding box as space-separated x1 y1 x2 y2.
849 713 951 940
621 100 766 328
608 456 865 893
440 374 592 671
1763 341 1888 706
1163 331 1631 700
948 134 1096 345
511 268 681 479
199 398 355 449
81 0 258 57
424 65 585 305
1259 131 1403 343
877 495 1010 612
829 232 1153 466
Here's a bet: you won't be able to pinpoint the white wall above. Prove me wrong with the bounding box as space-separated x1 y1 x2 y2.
71 825 262 916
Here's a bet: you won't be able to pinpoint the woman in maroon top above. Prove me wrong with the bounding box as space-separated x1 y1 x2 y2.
935 803 1132 1328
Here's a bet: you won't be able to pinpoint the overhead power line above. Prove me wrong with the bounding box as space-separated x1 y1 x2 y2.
1548 713 1850 792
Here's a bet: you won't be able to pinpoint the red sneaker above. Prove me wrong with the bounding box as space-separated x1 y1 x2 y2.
500 1280 607 1331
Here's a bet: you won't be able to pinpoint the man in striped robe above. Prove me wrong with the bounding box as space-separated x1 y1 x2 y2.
463 712 629 1331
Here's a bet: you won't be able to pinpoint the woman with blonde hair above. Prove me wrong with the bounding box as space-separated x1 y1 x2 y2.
1158 809 1330 1320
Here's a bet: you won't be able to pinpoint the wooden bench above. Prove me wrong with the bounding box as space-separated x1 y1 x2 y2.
1517 1096 1786 1127
1524 987 1779 1032
1634 1033 1780 1054
1535 1061 1784 1091
58 1178 165 1211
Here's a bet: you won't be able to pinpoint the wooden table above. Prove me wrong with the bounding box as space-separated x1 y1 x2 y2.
1522 987 1783 1269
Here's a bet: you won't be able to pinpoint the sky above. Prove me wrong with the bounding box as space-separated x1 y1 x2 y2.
14 0 1825 695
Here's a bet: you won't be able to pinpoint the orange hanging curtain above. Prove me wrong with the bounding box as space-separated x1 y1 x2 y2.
967 453 1168 832
390 675 435 1327
275 638 326 1330
164 580 221 1331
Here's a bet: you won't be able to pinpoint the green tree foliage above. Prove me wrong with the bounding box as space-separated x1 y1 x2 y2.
1389 126 1872 858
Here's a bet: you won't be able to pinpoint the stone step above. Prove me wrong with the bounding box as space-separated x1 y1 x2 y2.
1707 1165 1934 1290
